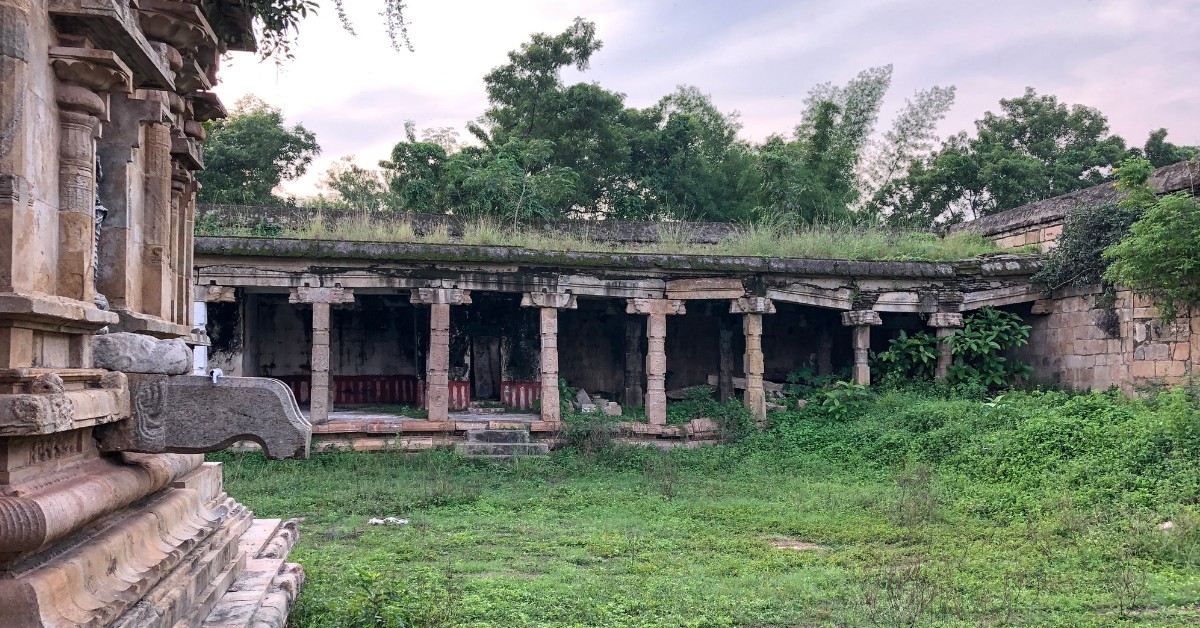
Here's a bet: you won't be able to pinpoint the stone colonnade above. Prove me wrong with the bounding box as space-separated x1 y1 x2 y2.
272 286 964 422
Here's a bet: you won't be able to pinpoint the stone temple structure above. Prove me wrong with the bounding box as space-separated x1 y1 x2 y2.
1 2 310 626
191 159 1199 448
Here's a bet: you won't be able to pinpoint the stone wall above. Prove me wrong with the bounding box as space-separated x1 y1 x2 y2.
950 161 1199 252
1012 287 1199 390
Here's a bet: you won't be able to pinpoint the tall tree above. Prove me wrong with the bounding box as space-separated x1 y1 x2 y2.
1134 128 1197 168
197 96 320 205
862 85 956 222
887 88 1129 224
320 156 400 211
757 66 895 224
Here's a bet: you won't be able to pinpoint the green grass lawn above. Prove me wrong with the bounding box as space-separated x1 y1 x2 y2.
213 388 1200 627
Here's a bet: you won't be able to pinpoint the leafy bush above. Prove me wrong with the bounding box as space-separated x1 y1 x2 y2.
1104 158 1200 322
874 307 1031 388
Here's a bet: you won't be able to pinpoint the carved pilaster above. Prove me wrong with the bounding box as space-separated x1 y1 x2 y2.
51 48 133 306
411 288 470 421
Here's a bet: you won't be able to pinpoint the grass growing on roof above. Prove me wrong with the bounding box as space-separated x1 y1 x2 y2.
212 386 1200 626
196 213 1012 262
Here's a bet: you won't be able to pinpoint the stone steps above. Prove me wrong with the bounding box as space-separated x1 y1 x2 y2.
455 428 548 458
194 518 303 628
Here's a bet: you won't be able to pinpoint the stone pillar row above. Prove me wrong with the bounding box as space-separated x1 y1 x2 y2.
290 286 355 424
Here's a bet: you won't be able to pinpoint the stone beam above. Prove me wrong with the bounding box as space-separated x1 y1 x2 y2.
409 287 471 306
665 278 745 300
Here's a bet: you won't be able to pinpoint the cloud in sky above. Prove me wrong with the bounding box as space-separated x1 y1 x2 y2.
212 0 1200 197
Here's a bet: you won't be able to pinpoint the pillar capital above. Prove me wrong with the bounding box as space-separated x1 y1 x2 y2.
289 285 354 305
521 292 577 309
626 298 685 316
926 312 964 328
841 310 882 327
730 297 775 315
409 287 471 306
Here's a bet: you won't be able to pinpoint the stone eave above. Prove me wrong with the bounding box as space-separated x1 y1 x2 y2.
194 236 1042 280
49 0 175 90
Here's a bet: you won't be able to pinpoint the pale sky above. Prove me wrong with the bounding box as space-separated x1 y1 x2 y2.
212 0 1200 197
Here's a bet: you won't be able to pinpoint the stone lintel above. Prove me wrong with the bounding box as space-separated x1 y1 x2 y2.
665 278 745 300
927 312 964 328
409 287 471 306
729 297 776 315
625 298 685 316
288 286 354 305
841 310 882 327
520 292 577 309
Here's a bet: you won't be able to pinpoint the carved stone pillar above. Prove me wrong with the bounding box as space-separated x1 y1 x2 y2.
731 297 776 421
290 286 355 424
927 312 964 380
411 288 471 422
626 298 685 425
50 49 133 305
841 310 882 386
521 292 577 424
816 332 834 376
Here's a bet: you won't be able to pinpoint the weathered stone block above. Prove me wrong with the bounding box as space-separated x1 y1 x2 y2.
93 332 190 374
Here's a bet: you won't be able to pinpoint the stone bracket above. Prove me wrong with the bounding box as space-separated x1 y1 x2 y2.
48 0 175 89
730 297 775 314
410 287 471 305
288 285 354 305
521 292 577 309
841 310 882 327
625 298 685 316
95 374 312 459
197 284 236 303
926 312 964 328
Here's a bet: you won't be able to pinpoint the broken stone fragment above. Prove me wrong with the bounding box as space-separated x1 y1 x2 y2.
602 401 622 417
576 389 592 406
93 332 191 374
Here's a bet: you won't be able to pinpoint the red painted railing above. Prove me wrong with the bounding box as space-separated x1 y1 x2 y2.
501 381 540 409
275 374 422 406
448 380 471 410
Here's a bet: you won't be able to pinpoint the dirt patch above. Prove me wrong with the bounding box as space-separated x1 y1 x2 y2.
769 538 827 551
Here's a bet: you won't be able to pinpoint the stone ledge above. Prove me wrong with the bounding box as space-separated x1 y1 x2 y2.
110 308 193 338
0 292 118 332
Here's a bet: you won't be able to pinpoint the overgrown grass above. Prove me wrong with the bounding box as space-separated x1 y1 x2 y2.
196 213 1010 262
212 387 1200 626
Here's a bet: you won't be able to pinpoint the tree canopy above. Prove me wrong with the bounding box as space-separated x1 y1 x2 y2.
196 96 320 206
